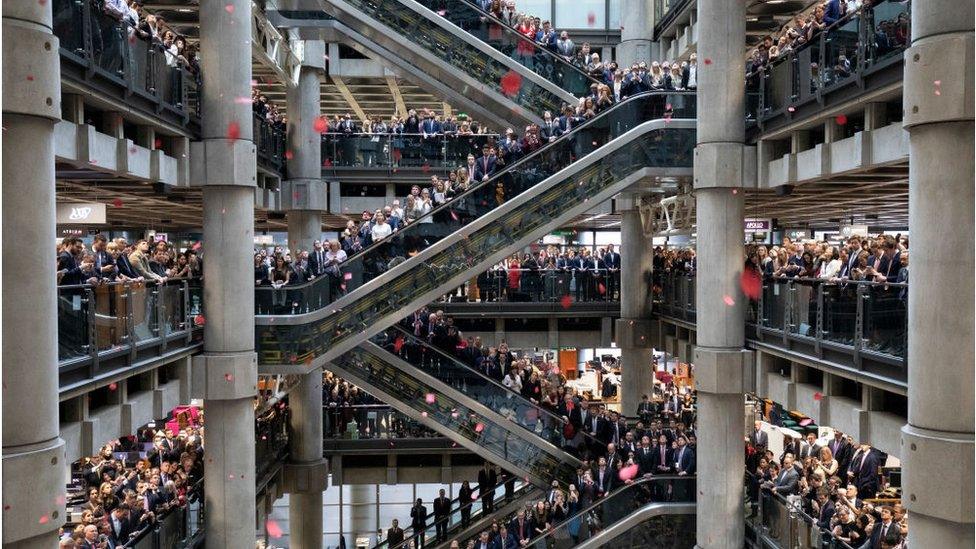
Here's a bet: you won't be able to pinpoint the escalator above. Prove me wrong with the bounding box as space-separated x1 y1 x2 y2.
316 0 601 127
454 475 697 549
329 341 582 487
380 324 606 457
255 91 696 371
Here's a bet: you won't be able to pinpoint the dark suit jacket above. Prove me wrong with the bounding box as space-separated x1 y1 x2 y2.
749 429 768 449
433 496 451 517
473 155 497 181
387 527 405 547
410 504 428 529
868 520 902 548
817 500 835 529
58 250 85 285
672 446 696 475
478 468 498 493
652 444 673 474
853 450 881 494
593 466 616 494
773 467 799 495
509 517 532 541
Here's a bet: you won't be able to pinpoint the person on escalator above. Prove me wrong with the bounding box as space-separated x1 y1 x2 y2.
478 462 498 513
474 145 497 182
433 489 452 543
410 498 429 548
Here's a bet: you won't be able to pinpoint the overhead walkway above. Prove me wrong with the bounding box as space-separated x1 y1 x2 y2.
254 91 696 373
276 0 599 127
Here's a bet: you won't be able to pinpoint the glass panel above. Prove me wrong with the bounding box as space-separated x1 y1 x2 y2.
509 476 696 548
450 267 619 305
330 344 580 485
554 0 606 30
338 0 585 113
57 287 91 361
93 7 126 77
322 133 499 169
377 325 605 452
761 279 789 332
788 279 819 339
257 127 695 367
256 93 693 359
821 283 858 347
53 0 87 56
129 283 157 342
862 283 907 358
157 282 185 337
92 283 127 352
821 16 861 88
865 0 911 65
764 58 793 114
592 512 696 548
608 0 621 31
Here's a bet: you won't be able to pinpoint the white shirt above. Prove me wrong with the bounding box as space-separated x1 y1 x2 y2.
818 259 842 279
371 222 393 241
325 249 347 265
687 64 697 88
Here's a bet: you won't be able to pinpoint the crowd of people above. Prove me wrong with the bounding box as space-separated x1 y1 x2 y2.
321 372 440 439
252 88 287 135
58 423 204 548
747 421 906 548
745 0 910 94
57 235 202 286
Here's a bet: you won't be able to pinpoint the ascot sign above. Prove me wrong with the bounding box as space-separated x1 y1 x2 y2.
56 202 107 224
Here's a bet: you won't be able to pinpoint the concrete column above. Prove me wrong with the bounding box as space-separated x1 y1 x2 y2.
283 58 326 254
617 207 654 417
901 2 975 546
286 374 328 549
693 0 748 547
195 0 258 546
616 0 653 67
2 1 67 546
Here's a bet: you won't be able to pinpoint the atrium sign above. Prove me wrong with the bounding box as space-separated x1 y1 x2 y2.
744 218 771 233
56 202 107 225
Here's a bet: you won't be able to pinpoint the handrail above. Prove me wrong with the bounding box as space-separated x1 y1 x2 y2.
260 90 690 298
574 501 697 549
53 0 200 122
118 478 204 548
387 324 605 450
752 0 911 123
752 482 858 549
442 0 603 88
376 478 532 549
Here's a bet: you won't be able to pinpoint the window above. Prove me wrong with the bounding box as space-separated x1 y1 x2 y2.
520 0 552 22
555 0 606 29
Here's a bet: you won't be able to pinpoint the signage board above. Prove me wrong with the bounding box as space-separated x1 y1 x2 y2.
838 224 869 238
744 218 772 232
56 202 107 225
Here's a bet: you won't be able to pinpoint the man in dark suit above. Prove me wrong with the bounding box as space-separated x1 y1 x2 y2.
602 244 620 298
851 444 881 499
432 488 451 542
780 436 804 464
815 489 835 531
771 455 799 496
108 505 135 545
652 434 673 474
592 456 616 497
410 498 428 548
58 237 88 285
828 431 853 477
868 506 902 548
477 462 497 513
473 145 497 182
386 519 405 548
637 394 655 423
823 0 842 25
509 508 532 545
636 435 655 476
307 240 326 278
672 435 696 501
800 432 823 460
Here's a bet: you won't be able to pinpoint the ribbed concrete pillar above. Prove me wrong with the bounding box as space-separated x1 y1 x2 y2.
286 374 327 549
197 0 258 546
901 2 975 546
617 206 654 417
693 0 747 547
616 0 653 67
2 1 67 546
283 56 326 254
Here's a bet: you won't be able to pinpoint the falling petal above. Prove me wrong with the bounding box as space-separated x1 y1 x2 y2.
723 295 735 306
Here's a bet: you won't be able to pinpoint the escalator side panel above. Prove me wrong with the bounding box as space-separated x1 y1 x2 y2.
256 121 695 371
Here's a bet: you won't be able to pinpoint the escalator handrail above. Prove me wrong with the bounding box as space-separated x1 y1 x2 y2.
386 324 606 451
573 501 697 549
426 0 602 90
256 115 695 335
255 90 693 298
519 474 696 548
376 479 533 549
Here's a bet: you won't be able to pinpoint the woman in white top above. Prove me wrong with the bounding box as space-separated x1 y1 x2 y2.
416 189 434 223
370 212 393 241
503 366 523 393
817 246 843 279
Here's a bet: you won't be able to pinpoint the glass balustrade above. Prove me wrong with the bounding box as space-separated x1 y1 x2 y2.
333 0 572 116
255 113 287 173
52 0 200 119
412 0 599 98
444 268 621 305
322 133 499 170
655 274 907 370
376 479 535 549
256 112 695 364
470 475 696 548
377 325 604 454
323 404 441 439
757 0 911 121
330 344 580 486
57 279 202 376
748 487 858 549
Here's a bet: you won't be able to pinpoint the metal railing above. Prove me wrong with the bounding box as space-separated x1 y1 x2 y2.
747 480 857 549
322 132 500 170
53 0 201 122
748 0 911 123
119 480 205 548
654 273 907 377
440 268 621 304
57 278 203 380
323 403 441 439
255 112 287 174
